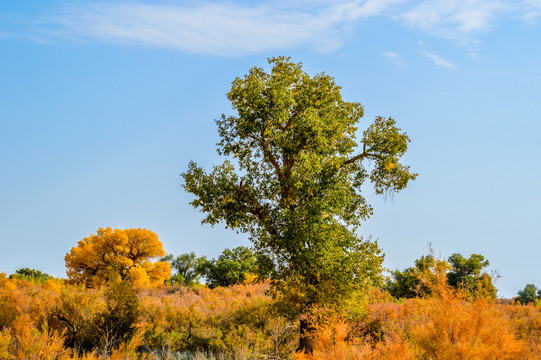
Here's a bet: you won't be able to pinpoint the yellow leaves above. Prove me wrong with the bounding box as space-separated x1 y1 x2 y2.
385 162 395 170
243 273 258 285
0 329 10 360
44 278 63 292
65 227 170 287
147 261 171 287
129 266 150 288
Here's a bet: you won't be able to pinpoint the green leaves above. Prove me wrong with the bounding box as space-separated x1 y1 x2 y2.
182 57 416 318
362 116 417 194
198 247 261 288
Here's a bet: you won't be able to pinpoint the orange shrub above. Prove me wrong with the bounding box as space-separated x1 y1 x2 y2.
2 272 541 359
292 320 416 360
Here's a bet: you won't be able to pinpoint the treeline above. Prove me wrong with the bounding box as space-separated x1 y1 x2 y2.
9 246 540 304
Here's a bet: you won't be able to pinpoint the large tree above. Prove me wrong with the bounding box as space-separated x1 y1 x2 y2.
65 227 170 287
182 57 416 350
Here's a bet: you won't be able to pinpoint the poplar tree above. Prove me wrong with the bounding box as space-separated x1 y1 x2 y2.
182 57 416 351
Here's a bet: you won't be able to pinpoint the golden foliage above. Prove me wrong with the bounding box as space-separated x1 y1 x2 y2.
1 273 541 359
64 227 170 287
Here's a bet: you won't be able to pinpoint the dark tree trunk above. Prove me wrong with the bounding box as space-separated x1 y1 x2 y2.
298 316 314 354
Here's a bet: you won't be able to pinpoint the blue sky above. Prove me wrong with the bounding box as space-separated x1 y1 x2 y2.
1 0 540 297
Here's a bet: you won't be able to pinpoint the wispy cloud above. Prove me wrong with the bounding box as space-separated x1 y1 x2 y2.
3 0 537 56
400 0 508 42
423 51 458 69
27 0 405 56
522 0 541 20
382 51 405 66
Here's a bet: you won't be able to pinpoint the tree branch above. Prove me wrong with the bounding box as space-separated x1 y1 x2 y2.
225 178 280 237
341 144 384 168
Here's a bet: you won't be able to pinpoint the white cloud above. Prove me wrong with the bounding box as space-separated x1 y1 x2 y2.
8 0 537 56
382 51 405 65
400 0 508 41
423 51 458 69
33 0 406 56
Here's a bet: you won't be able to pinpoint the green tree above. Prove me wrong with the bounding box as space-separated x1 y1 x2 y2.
182 57 416 351
386 253 497 299
162 252 207 285
447 253 497 298
516 284 541 305
198 246 259 288
9 268 51 283
386 254 448 298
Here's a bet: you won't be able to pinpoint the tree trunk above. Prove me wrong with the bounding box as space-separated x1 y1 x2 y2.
298 316 314 354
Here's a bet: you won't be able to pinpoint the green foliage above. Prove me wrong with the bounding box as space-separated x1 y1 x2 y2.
447 253 497 299
162 252 207 286
182 57 416 321
385 255 448 298
386 253 497 299
516 284 541 305
9 268 51 283
199 247 259 288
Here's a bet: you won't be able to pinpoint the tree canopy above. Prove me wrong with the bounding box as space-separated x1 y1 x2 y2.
162 252 207 286
64 227 170 287
447 253 496 298
516 284 541 305
386 252 497 299
385 254 449 299
182 57 416 333
9 268 51 283
198 246 260 288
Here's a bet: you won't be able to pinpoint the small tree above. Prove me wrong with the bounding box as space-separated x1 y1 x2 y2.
163 252 207 285
516 284 540 305
65 227 170 287
447 253 497 298
386 254 448 298
182 57 416 351
386 252 497 299
198 246 259 288
9 268 51 283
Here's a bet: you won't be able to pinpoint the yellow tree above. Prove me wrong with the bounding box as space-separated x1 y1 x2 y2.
65 227 170 287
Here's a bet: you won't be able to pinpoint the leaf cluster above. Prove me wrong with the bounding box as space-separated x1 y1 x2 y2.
198 246 260 288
